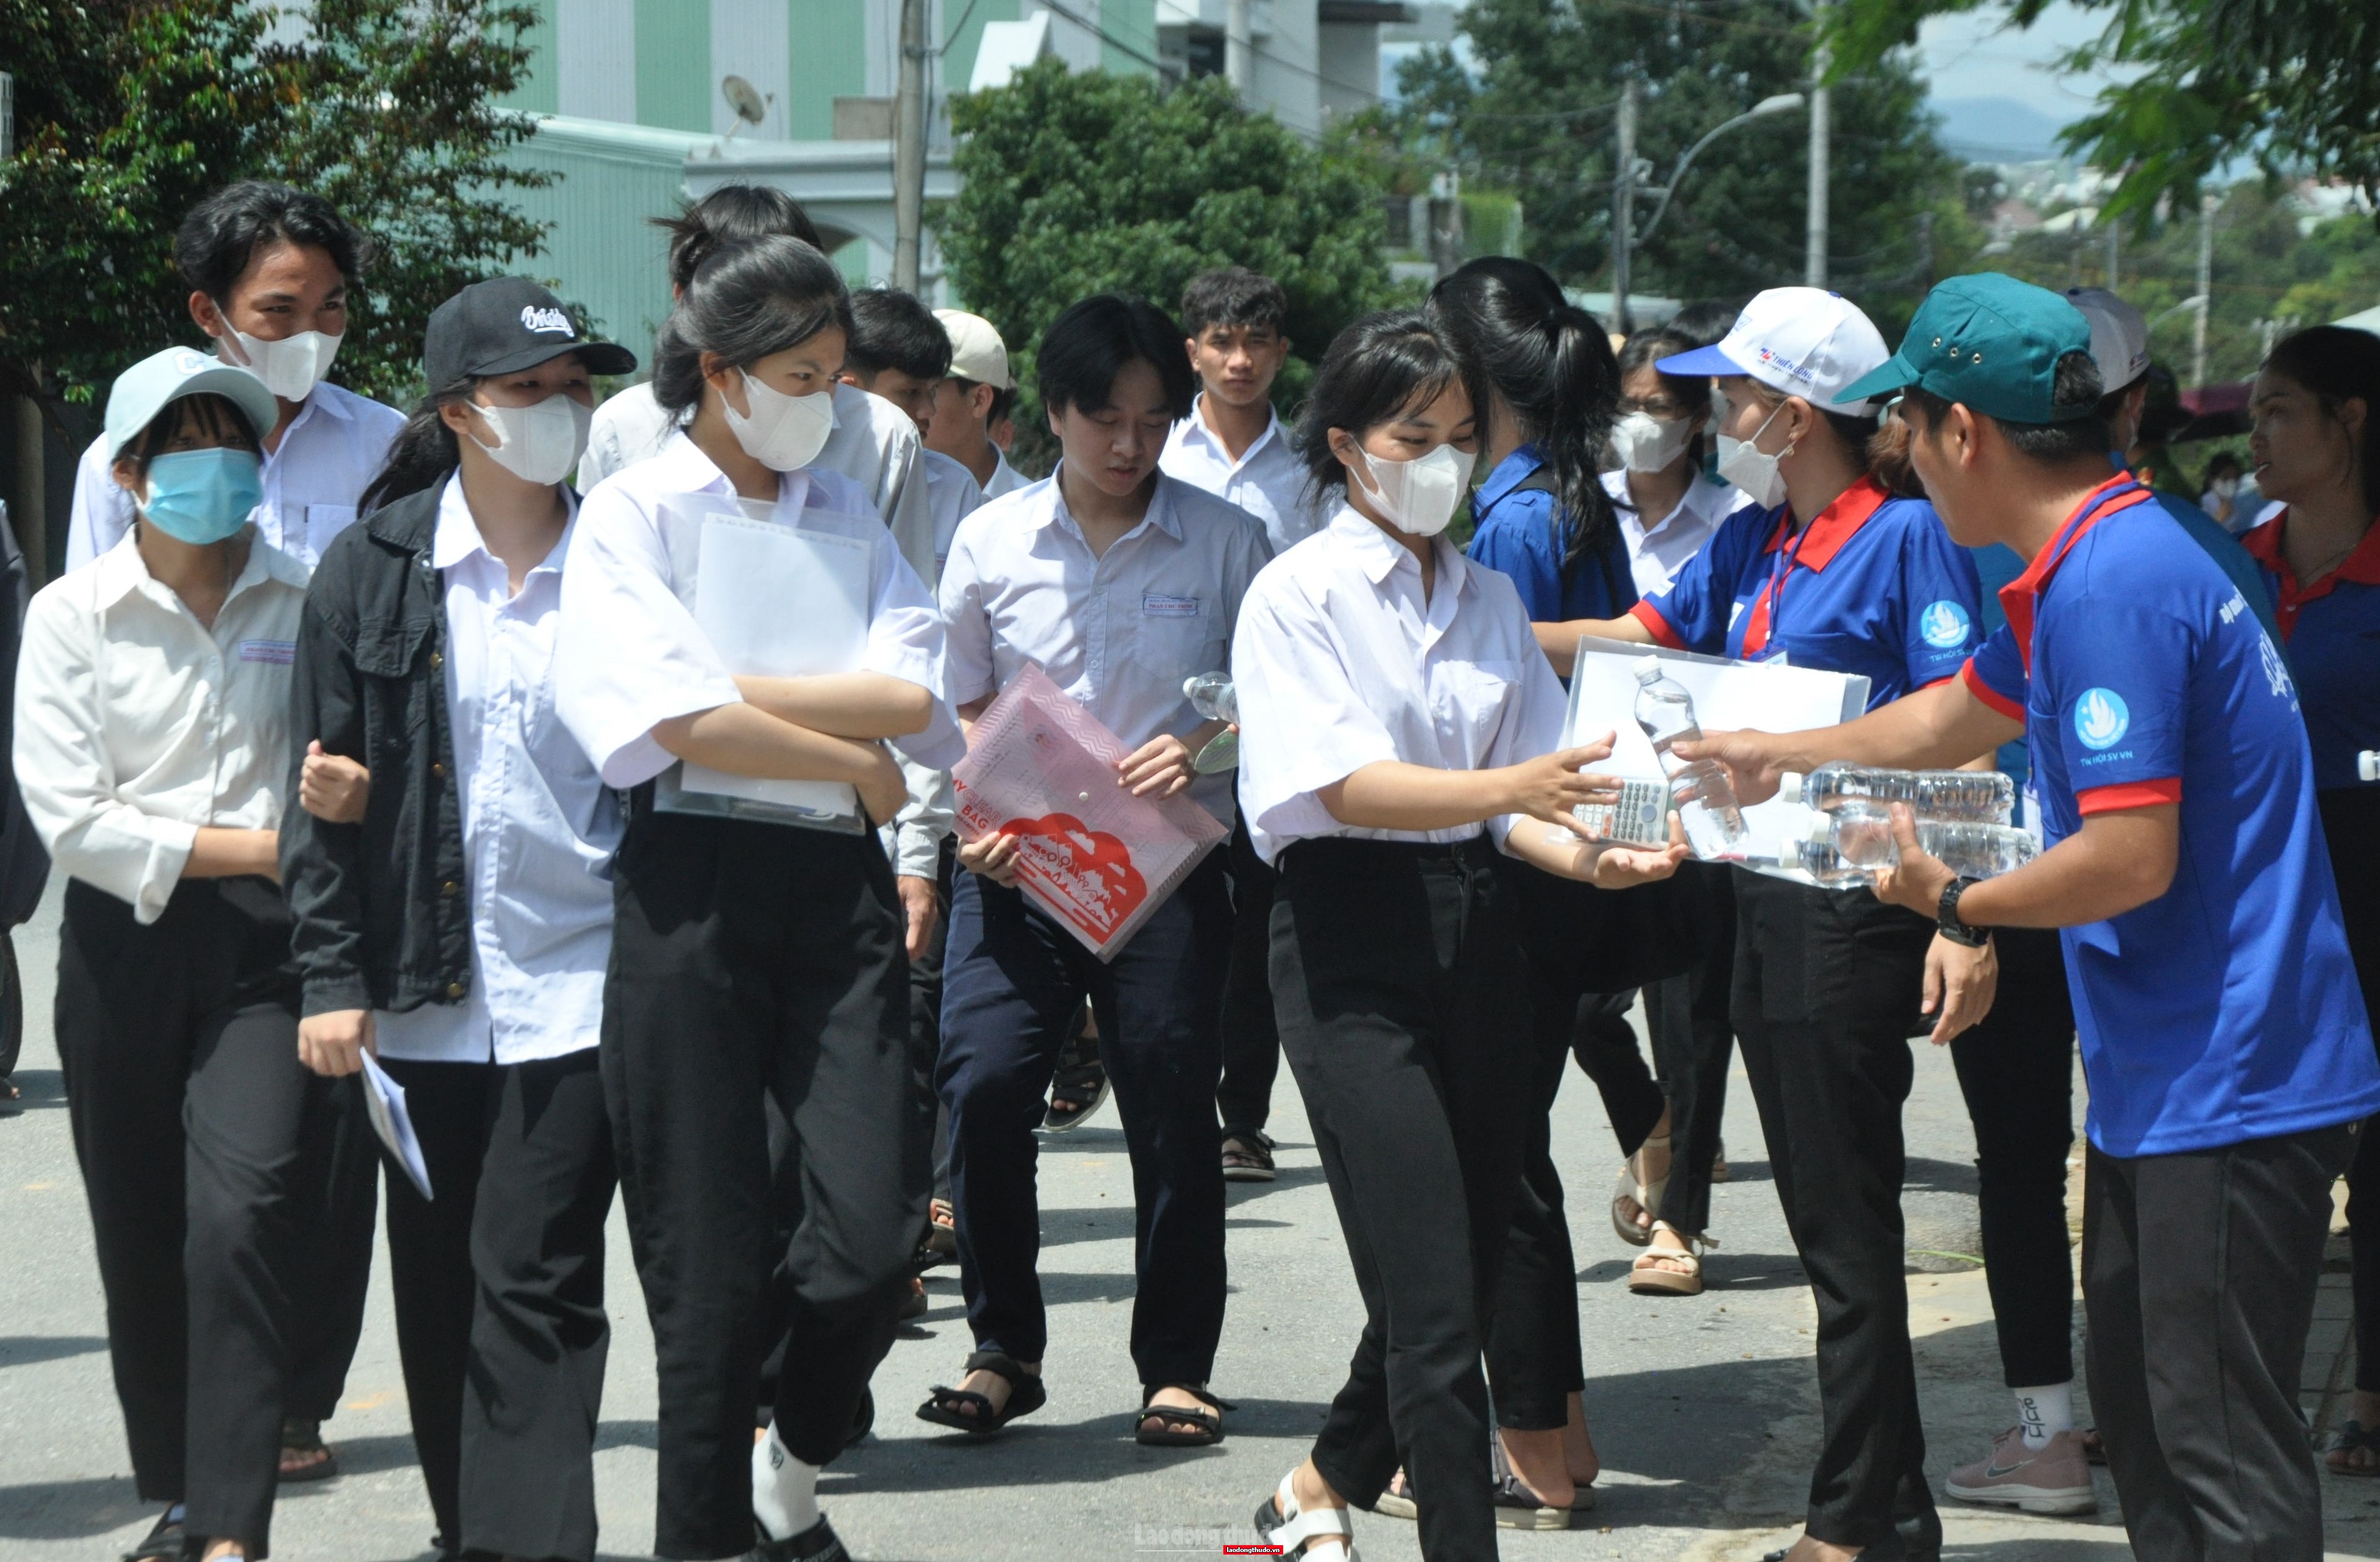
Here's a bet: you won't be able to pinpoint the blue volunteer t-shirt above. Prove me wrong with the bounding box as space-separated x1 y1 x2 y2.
1632 475 1982 711
2241 512 2380 792
1465 445 1638 622
1964 475 2379 1156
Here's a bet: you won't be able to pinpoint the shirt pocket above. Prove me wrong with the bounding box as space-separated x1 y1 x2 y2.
1429 657 1523 768
304 505 360 561
1132 594 1229 684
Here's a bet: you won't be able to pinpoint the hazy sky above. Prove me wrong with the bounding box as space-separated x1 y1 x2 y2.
1913 1 2132 125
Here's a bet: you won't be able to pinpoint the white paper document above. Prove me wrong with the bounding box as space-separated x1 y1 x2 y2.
360 1053 433 1201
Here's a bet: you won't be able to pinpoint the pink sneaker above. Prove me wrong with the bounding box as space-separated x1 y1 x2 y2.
1946 1426 2097 1515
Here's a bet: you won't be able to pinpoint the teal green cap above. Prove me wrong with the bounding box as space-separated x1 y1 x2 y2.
1838 272 2099 423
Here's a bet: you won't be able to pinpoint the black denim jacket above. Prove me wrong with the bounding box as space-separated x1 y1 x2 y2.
280 484 472 1017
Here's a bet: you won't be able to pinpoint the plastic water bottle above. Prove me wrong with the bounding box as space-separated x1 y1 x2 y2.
2362 750 2379 783
1183 672 1240 774
1779 761 2015 825
1815 799 2040 880
1632 656 1747 860
1783 827 1875 890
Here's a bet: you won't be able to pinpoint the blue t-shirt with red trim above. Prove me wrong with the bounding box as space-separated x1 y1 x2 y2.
1632 477 1982 712
2240 511 2380 792
1964 477 2377 1156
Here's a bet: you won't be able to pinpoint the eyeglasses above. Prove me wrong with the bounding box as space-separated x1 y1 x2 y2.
1618 395 1693 419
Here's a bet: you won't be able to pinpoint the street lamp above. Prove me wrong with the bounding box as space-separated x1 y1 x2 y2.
1632 93 1806 248
1611 91 1803 332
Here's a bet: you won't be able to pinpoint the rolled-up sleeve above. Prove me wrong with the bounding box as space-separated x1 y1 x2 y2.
14 591 196 921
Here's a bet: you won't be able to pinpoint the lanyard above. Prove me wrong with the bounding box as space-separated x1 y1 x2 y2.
1737 516 1815 659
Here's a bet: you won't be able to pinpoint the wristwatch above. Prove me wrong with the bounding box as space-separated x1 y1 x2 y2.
1936 876 1989 947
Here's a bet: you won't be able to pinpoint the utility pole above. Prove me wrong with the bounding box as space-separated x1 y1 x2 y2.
1226 0 1253 98
1805 0 1830 287
2104 217 2118 291
2192 191 2217 387
1613 75 1638 331
892 0 927 293
1428 169 1465 280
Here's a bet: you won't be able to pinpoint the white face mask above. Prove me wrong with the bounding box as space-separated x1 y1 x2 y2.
1715 401 1793 509
471 394 591 486
2211 475 2240 499
1350 442 1477 538
224 328 342 401
1612 411 1694 474
724 371 837 472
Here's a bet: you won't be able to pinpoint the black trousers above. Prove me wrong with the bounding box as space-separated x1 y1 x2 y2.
936 852 1230 1379
1731 870 1938 1553
2086 1123 2356 1561
1569 989 1665 1151
2319 789 2380 1390
57 877 322 1556
1272 836 1533 1562
1642 862 1738 1235
284 1079 378 1431
1948 925 2078 1389
1486 981 1592 1430
379 1050 616 1562
604 807 926 1561
1215 815 1283 1137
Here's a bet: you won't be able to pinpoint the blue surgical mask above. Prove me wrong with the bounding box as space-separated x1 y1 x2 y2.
141 448 262 544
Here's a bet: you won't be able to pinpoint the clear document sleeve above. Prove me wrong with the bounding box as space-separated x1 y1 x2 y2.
952 662 1228 961
360 1052 434 1201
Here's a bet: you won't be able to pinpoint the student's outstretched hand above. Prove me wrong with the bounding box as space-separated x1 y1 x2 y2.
1504 734 1626 839
957 829 1024 887
1117 734 1197 799
1670 729 1788 806
299 1009 375 1077
1584 813 1689 888
300 740 371 824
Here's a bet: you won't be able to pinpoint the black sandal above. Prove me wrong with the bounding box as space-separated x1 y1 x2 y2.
2331 1419 2380 1476
122 1506 186 1561
1043 1009 1108 1131
1135 1383 1233 1446
915 1350 1046 1436
278 1416 337 1482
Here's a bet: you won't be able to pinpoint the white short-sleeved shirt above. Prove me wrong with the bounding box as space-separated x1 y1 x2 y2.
373 477 620 1066
982 450 1030 502
1232 505 1574 865
1160 394 1327 555
557 431 959 790
67 379 404 572
16 531 309 921
920 447 983 585
1603 468 1747 599
939 470 1273 820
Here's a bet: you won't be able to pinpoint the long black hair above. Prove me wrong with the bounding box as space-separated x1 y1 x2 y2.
358 374 477 515
1293 310 1473 512
2264 325 2380 515
1428 257 1619 579
651 234 854 419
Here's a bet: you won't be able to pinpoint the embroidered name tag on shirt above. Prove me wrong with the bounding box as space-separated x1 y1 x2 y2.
1142 594 1201 619
238 639 297 665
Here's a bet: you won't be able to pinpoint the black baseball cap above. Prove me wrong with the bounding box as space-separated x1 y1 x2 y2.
424 277 638 387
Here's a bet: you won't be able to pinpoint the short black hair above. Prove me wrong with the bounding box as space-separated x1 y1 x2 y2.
1036 295 1195 419
847 287 953 381
117 393 264 476
175 182 371 300
656 186 827 292
651 235 854 417
1293 310 1470 508
1180 267 1289 339
1905 349 2111 465
2204 451 2244 478
949 377 1018 426
1668 298 1742 350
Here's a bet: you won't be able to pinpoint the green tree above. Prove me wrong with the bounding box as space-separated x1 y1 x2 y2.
0 0 553 426
1395 0 1969 333
940 61 1399 467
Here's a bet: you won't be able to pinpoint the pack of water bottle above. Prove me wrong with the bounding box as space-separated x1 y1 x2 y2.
1778 761 2037 887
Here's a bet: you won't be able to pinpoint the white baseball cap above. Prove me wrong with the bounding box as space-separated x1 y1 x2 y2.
934 309 1012 391
1656 287 1891 415
103 346 279 460
2063 287 2151 394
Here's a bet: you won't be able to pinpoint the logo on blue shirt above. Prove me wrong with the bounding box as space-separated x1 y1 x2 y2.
1918 600 1971 649
2258 632 2298 708
2074 688 2131 750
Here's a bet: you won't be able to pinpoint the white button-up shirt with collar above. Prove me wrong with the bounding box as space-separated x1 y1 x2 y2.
16 530 309 922
66 379 404 572
939 469 1273 821
1231 504 1572 865
1603 467 1749 599
558 431 960 791
372 477 621 1066
1160 393 1326 555
922 447 985 581
982 449 1030 502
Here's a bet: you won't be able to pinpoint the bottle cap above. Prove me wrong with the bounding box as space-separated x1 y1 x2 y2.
1779 771 1806 803
2363 750 2380 784
1632 654 1665 683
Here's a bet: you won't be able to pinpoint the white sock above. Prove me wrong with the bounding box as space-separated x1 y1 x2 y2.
2013 1381 2075 1449
752 1422 821 1541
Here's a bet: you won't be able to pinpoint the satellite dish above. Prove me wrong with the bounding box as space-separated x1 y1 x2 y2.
722 75 769 138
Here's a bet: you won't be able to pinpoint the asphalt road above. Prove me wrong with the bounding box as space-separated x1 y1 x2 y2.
2 876 2376 1561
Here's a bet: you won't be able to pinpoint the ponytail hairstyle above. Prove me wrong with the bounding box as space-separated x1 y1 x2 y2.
651 234 855 419
1428 256 1620 579
2263 325 2380 515
358 372 477 515
1616 324 1716 477
654 184 826 293
1293 310 1473 513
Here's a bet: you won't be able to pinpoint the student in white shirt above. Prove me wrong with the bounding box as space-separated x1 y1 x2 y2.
1228 312 1681 1562
66 182 405 573
924 310 1030 500
280 280 637 1562
555 235 955 1562
841 288 984 578
17 350 332 1562
1605 325 1746 597
923 295 1271 1447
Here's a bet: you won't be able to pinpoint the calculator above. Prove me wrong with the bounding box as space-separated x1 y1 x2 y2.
1575 779 1671 847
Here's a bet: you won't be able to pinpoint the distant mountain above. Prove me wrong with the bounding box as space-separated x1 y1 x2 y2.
1930 96 2073 163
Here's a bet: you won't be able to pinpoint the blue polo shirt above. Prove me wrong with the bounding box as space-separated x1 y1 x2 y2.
1630 476 1982 712
1465 445 1638 622
1963 475 2378 1156
2241 512 2380 791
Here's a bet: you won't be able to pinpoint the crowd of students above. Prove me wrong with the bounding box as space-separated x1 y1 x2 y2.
15 171 2377 1562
